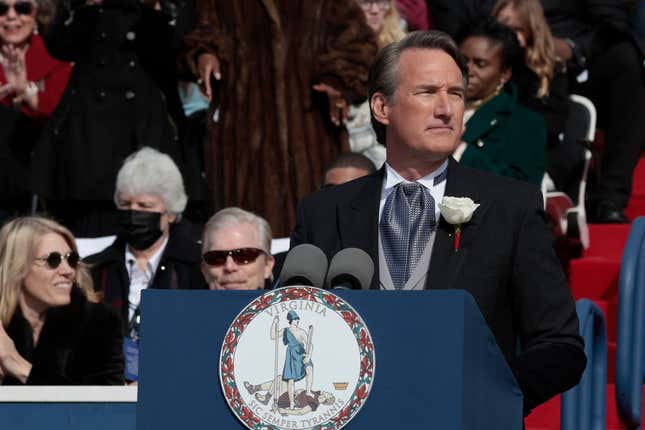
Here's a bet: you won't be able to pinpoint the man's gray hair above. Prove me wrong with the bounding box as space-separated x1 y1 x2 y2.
202 207 273 254
369 30 469 145
114 147 188 218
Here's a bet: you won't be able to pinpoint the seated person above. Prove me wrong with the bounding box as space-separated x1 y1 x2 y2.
201 207 274 290
493 0 569 149
454 18 547 187
322 153 377 187
85 147 207 335
0 216 124 385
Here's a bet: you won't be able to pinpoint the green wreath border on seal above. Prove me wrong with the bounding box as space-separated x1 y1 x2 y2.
220 286 376 430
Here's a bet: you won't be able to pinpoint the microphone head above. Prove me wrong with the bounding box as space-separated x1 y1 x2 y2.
279 244 329 288
325 248 374 290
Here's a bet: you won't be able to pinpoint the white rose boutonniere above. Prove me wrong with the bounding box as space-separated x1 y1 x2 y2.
438 196 480 252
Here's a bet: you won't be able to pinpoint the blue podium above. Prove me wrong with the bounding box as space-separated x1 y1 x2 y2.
136 289 522 429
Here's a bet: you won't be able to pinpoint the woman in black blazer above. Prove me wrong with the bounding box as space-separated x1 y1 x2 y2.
0 216 124 385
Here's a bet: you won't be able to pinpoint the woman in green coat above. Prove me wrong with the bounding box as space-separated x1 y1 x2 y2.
455 18 546 187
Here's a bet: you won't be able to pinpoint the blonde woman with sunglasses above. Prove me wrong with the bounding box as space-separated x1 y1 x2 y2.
0 216 124 385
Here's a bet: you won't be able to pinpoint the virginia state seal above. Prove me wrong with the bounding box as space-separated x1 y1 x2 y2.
220 286 375 430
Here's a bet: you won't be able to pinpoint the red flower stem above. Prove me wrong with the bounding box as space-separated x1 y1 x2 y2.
455 226 461 252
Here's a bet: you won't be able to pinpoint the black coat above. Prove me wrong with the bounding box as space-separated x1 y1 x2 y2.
85 228 207 330
513 62 569 149
291 158 586 414
32 0 183 201
3 287 125 385
539 0 643 71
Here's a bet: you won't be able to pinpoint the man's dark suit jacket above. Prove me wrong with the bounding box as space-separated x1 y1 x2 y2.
291 157 586 413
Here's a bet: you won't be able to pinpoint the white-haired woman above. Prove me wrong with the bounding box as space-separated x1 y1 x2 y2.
0 216 124 385
85 147 207 351
30 0 184 237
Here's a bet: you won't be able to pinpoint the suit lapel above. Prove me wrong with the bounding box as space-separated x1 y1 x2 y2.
338 169 384 290
427 158 490 290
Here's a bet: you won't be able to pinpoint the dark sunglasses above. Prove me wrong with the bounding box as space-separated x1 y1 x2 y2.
34 251 80 270
203 248 265 266
0 1 34 16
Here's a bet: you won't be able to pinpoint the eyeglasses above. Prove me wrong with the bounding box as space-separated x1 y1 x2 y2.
358 0 390 10
0 1 34 16
34 251 80 270
203 248 265 266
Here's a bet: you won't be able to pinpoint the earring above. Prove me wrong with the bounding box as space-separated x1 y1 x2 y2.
33 23 39 35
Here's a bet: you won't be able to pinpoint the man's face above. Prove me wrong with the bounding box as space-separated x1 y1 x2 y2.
201 222 274 290
372 48 466 164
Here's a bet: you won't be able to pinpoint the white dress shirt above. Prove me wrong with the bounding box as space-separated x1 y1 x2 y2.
125 237 168 322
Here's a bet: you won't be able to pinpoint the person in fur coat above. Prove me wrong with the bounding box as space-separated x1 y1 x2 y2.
184 0 377 237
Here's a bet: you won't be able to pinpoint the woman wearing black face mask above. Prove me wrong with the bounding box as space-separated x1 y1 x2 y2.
84 147 207 380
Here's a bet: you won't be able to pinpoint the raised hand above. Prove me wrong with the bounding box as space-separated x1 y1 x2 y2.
0 83 14 100
196 53 221 101
1 44 29 95
312 83 348 126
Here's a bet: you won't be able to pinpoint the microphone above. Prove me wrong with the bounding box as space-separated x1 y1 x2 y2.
277 244 329 289
325 248 374 290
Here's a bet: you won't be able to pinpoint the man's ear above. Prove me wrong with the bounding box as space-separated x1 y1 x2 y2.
264 255 275 280
370 92 390 126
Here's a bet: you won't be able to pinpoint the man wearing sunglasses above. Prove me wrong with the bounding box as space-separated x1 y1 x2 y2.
201 207 275 291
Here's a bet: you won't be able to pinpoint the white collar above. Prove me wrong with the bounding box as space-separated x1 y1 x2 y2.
383 159 449 191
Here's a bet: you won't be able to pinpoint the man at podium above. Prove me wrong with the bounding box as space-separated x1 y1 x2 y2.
290 30 586 415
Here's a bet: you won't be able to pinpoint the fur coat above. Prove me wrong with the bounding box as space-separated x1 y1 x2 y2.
184 0 377 236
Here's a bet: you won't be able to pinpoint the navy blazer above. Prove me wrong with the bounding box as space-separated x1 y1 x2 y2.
291 157 586 414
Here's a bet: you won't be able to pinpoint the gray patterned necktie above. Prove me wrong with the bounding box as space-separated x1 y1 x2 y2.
380 181 436 289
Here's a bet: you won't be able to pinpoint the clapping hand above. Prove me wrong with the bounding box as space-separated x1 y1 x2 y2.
0 83 14 100
1 44 29 96
312 83 348 126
